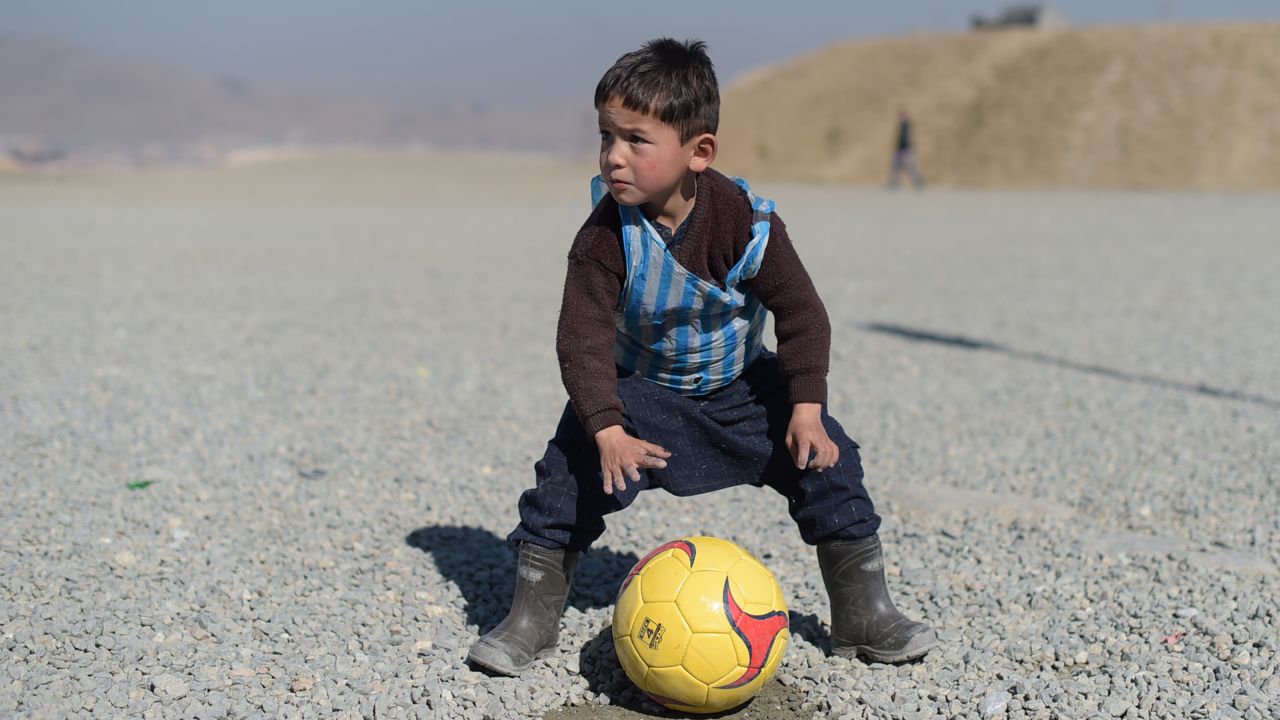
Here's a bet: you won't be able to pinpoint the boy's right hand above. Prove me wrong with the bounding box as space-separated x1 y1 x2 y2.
594 425 671 495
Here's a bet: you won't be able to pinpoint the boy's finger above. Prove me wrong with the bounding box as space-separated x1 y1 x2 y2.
808 447 826 470
795 441 811 469
602 468 614 495
646 444 672 458
638 455 667 469
815 446 831 469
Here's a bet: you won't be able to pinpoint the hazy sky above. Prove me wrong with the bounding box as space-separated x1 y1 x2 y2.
5 1 1277 108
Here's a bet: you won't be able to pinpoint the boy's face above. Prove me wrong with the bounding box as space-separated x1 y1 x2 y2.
597 97 712 214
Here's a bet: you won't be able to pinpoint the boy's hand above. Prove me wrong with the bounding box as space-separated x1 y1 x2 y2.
594 426 671 495
786 403 839 472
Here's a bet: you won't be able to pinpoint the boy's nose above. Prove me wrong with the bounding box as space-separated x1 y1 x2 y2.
603 142 625 168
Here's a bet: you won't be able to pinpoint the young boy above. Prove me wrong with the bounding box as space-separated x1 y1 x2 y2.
467 38 935 676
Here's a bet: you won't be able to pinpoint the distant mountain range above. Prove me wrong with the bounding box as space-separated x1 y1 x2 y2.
10 24 1279 188
0 35 594 167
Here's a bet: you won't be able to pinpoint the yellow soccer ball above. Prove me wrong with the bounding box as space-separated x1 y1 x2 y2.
612 536 789 714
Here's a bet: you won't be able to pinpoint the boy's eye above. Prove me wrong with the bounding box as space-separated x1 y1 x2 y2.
630 136 647 145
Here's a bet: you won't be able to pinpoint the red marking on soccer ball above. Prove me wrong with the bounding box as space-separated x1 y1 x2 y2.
617 539 696 597
718 578 788 689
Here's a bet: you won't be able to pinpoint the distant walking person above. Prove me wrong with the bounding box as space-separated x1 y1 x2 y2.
889 109 925 190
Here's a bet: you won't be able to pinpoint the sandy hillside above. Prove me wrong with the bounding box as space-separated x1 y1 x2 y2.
718 22 1280 189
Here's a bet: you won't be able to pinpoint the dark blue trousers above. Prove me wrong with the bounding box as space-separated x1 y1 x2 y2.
508 352 881 551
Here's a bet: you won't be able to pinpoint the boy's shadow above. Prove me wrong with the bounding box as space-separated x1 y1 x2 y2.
405 525 640 632
785 611 830 652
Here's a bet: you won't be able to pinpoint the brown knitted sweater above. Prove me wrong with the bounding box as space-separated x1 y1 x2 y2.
558 168 831 435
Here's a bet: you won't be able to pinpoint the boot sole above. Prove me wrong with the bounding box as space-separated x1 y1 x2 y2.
834 628 938 664
466 641 556 677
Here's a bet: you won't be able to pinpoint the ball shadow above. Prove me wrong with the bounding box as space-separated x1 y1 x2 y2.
578 624 804 719
578 625 670 715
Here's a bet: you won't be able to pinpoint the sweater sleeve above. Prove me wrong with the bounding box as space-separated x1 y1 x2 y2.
746 212 831 404
556 206 628 434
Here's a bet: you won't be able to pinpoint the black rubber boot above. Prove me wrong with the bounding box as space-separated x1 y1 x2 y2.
817 535 937 663
466 543 580 676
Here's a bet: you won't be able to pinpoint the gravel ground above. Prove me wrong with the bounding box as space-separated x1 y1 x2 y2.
2 152 1278 719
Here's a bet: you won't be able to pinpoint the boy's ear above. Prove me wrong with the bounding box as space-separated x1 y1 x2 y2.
687 133 718 172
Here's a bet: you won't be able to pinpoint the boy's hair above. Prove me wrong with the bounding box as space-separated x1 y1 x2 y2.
594 38 719 143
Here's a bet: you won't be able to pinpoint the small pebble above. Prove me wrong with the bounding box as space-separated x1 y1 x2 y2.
979 691 1011 717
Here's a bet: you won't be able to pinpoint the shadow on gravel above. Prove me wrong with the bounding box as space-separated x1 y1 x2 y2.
785 611 830 653
405 526 640 632
571 625 809 720
578 625 668 716
865 322 1280 410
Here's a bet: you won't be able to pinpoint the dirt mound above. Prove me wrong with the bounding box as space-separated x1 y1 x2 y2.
718 22 1280 189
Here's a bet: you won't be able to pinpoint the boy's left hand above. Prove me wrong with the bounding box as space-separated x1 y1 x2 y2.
786 403 839 472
